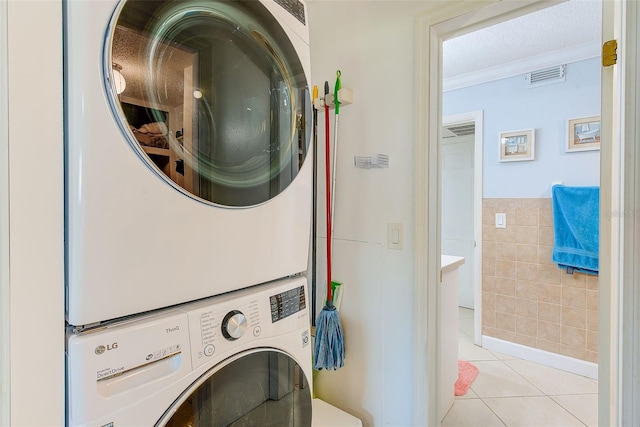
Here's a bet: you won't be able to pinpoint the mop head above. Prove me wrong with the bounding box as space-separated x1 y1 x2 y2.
313 304 345 370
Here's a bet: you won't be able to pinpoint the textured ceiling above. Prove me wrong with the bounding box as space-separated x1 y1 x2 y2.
443 0 602 79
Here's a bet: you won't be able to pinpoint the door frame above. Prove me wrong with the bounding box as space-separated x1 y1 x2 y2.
442 110 483 346
1 1 65 425
412 0 628 425
0 0 10 423
605 1 640 425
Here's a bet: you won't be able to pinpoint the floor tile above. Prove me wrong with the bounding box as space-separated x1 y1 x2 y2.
455 387 478 400
442 399 506 427
505 359 598 395
550 394 598 427
456 308 599 426
459 336 499 362
460 317 475 337
483 396 585 427
459 307 475 319
470 361 544 398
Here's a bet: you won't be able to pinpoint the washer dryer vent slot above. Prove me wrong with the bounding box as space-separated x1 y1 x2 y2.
274 0 306 25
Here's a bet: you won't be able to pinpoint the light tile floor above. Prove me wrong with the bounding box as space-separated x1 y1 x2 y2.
442 308 598 427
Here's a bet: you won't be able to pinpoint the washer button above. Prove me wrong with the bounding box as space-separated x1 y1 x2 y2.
203 344 215 357
253 326 262 337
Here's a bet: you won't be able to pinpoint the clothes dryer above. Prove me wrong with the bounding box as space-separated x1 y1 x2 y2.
67 276 312 426
65 0 313 326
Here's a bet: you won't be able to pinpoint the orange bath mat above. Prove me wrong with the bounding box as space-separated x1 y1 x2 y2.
455 360 479 396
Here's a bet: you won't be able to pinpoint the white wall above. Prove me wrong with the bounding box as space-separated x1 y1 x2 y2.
308 2 426 425
1 1 424 424
1 2 427 425
443 58 601 198
1 1 65 425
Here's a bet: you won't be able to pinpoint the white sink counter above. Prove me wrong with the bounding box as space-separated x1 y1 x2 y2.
442 254 465 273
440 254 465 420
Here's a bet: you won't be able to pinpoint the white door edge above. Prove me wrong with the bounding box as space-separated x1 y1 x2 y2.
0 0 10 424
603 1 640 425
443 110 483 347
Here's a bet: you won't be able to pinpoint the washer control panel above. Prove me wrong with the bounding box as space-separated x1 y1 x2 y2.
270 285 306 323
186 277 308 370
189 299 260 369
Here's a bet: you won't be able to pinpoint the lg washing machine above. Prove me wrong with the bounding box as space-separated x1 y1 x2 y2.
64 0 313 326
66 276 312 426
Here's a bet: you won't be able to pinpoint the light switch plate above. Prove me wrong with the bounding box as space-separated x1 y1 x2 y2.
388 223 404 250
495 213 507 229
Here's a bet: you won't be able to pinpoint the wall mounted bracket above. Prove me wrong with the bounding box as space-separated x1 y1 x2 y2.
313 87 353 110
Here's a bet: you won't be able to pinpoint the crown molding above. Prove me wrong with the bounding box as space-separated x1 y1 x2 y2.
443 40 601 92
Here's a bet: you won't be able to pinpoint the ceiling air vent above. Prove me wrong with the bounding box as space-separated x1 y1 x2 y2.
526 65 566 88
443 123 475 138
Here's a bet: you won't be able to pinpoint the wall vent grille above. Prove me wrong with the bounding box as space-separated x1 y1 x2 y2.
526 65 566 87
443 123 475 138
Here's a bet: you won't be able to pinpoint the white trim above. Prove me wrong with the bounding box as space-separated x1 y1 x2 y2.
0 0 10 424
442 110 483 346
443 40 601 92
412 9 437 427
599 1 623 425
482 336 598 380
6 2 65 425
616 0 640 425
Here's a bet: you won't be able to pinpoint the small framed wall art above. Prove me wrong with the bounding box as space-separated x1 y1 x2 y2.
499 129 535 162
567 116 600 152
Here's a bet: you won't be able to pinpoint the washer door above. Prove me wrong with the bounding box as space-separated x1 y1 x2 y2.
157 349 312 426
107 0 311 207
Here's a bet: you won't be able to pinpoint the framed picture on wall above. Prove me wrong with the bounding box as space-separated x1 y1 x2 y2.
499 129 535 162
567 116 601 152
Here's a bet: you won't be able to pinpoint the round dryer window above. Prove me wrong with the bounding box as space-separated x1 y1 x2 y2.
157 349 312 426
106 0 311 207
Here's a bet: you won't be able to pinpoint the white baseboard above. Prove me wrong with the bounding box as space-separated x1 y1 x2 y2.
482 335 598 380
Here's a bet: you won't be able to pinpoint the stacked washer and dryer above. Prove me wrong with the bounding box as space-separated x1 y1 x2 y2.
64 0 360 425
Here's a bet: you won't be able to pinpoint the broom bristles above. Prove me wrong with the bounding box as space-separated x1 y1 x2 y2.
313 305 345 370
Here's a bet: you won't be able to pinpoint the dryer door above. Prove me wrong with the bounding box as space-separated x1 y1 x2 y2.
107 0 311 207
157 349 312 426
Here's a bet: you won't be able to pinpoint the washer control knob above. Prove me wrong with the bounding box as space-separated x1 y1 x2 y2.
222 310 247 341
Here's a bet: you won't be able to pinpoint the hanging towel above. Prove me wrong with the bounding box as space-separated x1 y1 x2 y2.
551 185 599 275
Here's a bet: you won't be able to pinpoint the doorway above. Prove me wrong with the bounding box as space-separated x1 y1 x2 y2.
412 1 616 426
440 63 600 425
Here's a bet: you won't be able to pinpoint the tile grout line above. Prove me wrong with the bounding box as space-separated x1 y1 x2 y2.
477 396 509 427
547 395 591 427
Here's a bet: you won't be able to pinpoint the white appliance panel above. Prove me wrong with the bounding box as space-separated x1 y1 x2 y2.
67 276 312 427
65 0 313 326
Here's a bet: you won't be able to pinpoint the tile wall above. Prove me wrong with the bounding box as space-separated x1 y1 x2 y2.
482 198 599 363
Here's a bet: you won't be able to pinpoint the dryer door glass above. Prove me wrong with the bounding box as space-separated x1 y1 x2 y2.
108 0 311 207
157 349 312 426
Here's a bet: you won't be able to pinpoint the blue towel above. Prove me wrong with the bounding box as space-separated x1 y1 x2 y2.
551 185 599 275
